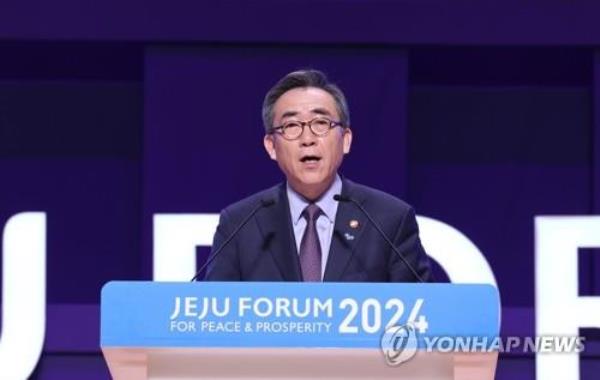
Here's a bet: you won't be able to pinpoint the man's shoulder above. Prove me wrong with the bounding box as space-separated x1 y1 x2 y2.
221 183 283 219
345 179 414 214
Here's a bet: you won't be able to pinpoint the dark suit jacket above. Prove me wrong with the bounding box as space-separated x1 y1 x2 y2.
205 178 432 282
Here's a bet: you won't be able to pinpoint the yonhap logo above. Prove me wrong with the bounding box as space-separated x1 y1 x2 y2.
380 323 418 366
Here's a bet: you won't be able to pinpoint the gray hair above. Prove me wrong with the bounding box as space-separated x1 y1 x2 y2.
262 69 350 132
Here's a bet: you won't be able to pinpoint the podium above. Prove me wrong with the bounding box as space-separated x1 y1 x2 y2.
101 282 500 379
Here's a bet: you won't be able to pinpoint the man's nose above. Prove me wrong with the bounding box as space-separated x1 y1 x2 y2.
299 125 317 146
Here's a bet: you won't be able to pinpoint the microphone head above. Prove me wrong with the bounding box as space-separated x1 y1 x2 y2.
261 197 276 207
333 194 349 202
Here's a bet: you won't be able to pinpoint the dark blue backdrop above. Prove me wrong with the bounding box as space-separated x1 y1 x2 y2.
0 1 599 379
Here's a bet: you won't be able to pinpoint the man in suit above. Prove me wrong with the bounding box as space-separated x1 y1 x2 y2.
205 69 432 282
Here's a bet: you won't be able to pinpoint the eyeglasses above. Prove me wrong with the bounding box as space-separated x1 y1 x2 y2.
270 117 344 141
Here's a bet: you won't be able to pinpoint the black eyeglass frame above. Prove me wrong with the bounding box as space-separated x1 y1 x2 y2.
269 117 346 140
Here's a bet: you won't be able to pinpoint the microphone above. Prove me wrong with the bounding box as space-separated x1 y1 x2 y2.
190 197 275 281
333 194 425 283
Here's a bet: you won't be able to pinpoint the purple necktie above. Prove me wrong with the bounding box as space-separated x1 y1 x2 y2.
299 204 322 282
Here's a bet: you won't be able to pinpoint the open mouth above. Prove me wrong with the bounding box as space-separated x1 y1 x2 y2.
300 155 322 163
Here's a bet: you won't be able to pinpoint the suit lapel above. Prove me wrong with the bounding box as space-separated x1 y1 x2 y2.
255 184 303 281
323 179 368 282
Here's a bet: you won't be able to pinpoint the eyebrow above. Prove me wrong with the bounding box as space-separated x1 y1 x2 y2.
280 107 333 120
280 110 299 120
310 107 333 117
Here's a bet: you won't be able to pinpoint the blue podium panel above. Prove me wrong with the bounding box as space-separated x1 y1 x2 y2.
101 282 500 350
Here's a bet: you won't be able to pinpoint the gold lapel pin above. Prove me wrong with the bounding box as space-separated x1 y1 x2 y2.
349 219 359 229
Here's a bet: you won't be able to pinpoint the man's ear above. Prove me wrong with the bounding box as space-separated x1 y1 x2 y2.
263 134 277 160
342 127 353 154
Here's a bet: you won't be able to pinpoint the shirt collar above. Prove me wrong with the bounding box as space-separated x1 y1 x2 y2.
287 174 342 225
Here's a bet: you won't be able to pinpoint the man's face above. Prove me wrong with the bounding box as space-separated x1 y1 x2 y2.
263 87 352 200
